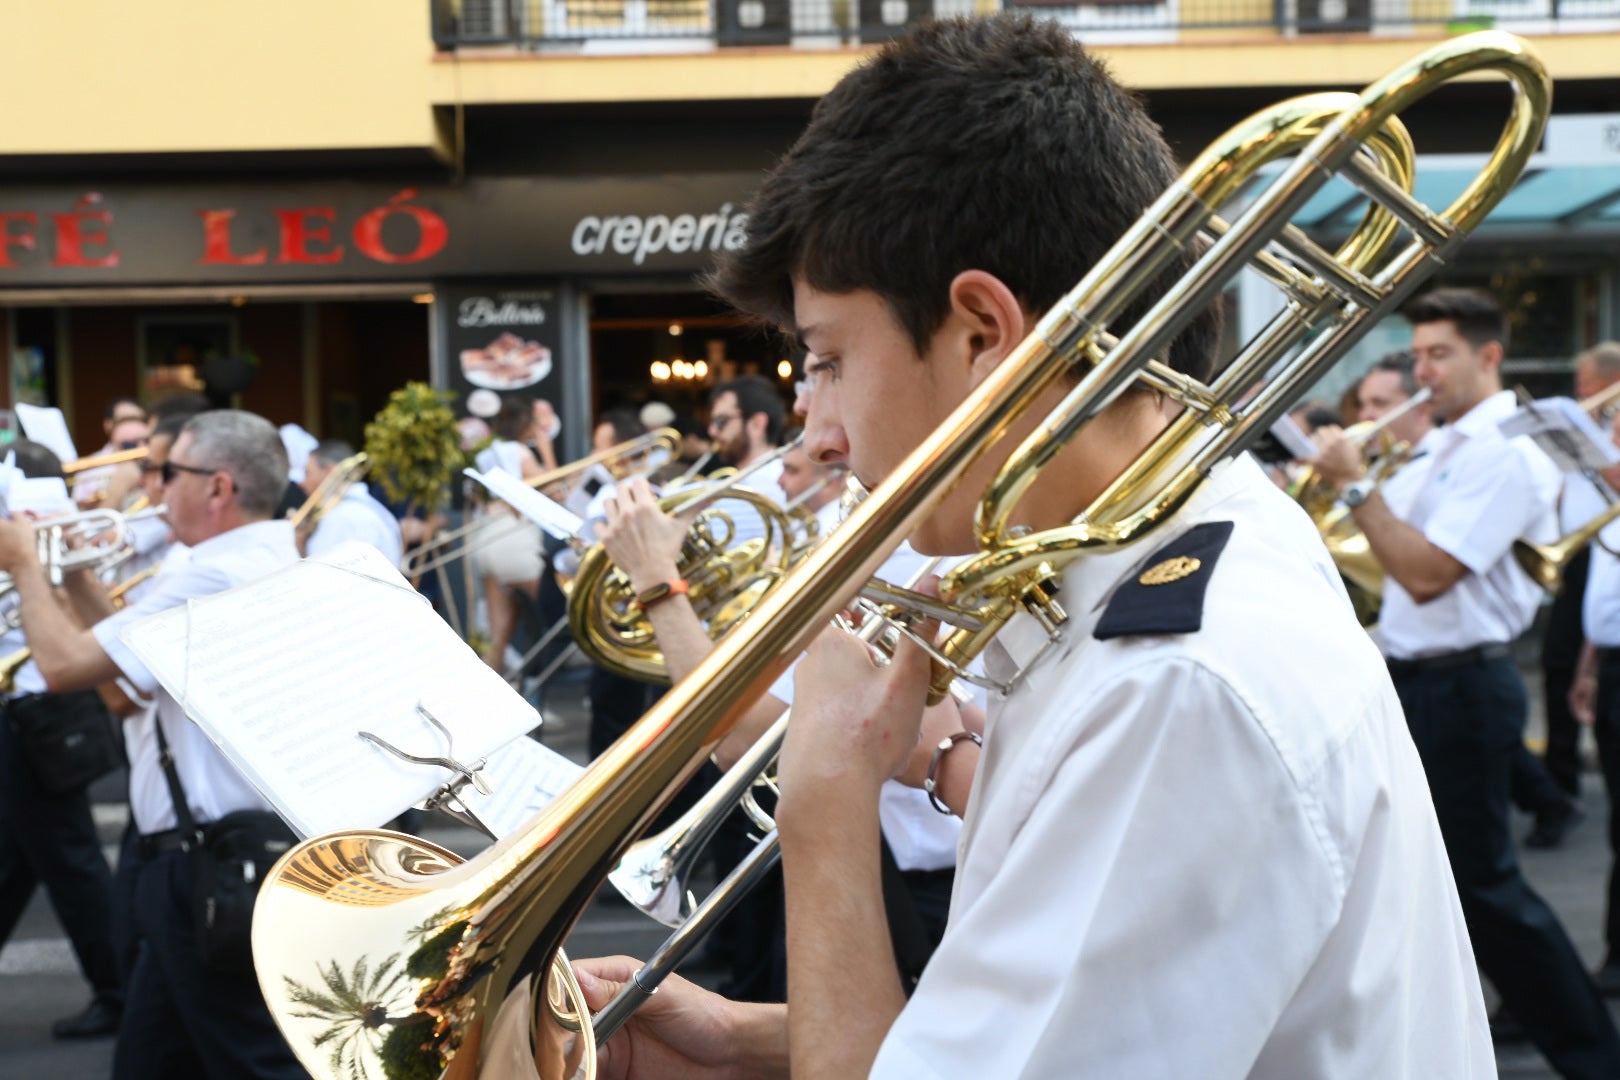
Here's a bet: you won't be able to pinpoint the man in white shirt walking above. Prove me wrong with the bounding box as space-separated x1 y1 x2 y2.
0 410 307 1080
1313 287 1620 1076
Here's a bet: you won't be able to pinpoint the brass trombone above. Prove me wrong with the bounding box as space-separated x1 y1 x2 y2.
289 452 370 536
0 562 161 694
250 34 1548 1080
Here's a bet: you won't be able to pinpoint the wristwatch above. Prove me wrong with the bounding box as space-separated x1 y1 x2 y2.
1341 476 1377 509
634 579 689 612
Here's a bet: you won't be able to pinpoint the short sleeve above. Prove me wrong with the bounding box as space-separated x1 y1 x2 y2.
1421 442 1549 576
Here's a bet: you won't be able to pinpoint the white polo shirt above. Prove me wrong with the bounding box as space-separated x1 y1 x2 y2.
92 519 300 834
1376 390 1560 660
871 453 1490 1078
705 453 786 552
305 483 404 569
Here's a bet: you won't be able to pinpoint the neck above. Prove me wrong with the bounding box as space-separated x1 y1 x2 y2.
1016 394 1171 535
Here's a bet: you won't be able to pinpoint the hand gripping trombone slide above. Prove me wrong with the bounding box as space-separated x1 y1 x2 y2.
250 34 1549 1080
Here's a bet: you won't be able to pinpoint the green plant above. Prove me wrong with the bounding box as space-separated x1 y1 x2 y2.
364 383 467 513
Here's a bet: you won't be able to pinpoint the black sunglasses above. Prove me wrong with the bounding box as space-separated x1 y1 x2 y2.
160 460 218 485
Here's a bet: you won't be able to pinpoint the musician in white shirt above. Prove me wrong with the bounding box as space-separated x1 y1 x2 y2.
0 410 305 1080
300 438 403 568
1313 287 1620 1074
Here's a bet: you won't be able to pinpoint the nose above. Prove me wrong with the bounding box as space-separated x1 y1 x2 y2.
803 409 848 466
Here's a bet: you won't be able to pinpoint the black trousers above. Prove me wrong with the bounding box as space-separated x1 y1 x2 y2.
1594 648 1620 960
0 706 121 1006
1544 662 1585 797
1512 738 1574 818
1392 653 1620 1078
112 847 307 1080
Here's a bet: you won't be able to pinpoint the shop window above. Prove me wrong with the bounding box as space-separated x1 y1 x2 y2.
137 315 237 409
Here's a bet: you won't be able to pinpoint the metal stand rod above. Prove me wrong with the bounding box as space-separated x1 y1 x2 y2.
591 831 781 1045
502 612 575 687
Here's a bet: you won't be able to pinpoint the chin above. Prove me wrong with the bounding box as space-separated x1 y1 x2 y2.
906 518 976 558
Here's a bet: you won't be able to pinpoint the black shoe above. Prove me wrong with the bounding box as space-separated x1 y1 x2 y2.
1489 1007 1530 1044
1525 804 1586 849
51 997 121 1039
1595 962 1620 997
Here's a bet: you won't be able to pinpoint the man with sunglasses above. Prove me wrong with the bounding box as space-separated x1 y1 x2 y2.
0 409 306 1079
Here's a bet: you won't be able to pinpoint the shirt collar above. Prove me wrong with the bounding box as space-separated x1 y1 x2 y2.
1448 389 1517 440
186 517 297 561
983 453 1260 686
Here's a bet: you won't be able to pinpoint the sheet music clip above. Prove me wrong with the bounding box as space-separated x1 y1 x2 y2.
359 703 498 841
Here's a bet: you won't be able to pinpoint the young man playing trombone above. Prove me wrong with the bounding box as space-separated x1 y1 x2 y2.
573 14 1496 1077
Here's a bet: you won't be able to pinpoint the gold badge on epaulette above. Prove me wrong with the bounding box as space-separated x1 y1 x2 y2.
1139 556 1201 586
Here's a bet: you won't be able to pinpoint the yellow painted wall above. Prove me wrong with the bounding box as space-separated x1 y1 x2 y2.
0 1 1617 157
430 31 1620 104
0 0 445 156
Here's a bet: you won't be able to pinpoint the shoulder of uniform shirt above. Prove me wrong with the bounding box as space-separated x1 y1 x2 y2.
1093 520 1235 641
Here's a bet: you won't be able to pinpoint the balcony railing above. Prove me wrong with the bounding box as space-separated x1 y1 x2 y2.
432 0 1620 49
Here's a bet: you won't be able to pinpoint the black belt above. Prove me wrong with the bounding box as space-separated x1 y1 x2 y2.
1386 642 1512 678
136 827 201 858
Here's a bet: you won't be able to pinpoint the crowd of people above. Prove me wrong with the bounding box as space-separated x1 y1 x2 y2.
1 12 1619 1080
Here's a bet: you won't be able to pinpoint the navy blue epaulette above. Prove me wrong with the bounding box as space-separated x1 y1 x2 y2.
1093 521 1235 641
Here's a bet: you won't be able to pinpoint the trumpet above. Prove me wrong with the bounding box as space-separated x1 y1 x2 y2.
0 505 168 602
250 34 1548 1080
0 562 161 693
1293 386 1431 520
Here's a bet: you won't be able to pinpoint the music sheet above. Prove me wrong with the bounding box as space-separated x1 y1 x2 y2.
14 403 78 464
456 735 586 840
118 542 547 838
465 467 585 539
1498 396 1620 472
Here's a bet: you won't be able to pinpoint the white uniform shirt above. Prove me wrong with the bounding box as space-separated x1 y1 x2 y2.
1576 469 1620 646
306 483 404 569
709 454 786 551
92 519 300 833
767 534 966 874
117 542 190 836
871 454 1490 1078
1376 390 1560 660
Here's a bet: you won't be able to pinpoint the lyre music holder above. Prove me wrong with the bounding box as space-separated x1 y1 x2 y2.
360 702 499 841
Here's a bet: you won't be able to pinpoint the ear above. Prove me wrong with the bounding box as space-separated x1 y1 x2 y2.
1480 339 1505 373
746 412 768 446
945 271 1031 388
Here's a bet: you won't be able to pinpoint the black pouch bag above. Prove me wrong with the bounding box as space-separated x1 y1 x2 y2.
154 718 296 973
190 809 297 972
8 690 122 796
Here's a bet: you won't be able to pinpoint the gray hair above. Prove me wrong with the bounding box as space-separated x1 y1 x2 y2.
180 410 288 518
311 438 356 468
1578 342 1620 380
1367 349 1419 398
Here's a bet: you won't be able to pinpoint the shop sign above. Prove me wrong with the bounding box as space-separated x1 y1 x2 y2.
0 175 760 285
444 283 565 419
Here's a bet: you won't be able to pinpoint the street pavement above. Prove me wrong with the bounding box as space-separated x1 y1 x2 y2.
2 664 1617 1078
